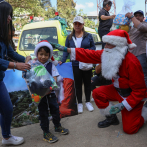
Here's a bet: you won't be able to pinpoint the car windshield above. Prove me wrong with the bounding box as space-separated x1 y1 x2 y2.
19 27 58 51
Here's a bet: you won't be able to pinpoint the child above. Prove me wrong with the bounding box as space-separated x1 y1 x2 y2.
32 40 69 143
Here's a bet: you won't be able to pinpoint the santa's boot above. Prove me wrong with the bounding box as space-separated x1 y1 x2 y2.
98 114 119 128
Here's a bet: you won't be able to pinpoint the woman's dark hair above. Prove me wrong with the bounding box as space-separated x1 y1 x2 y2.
12 25 15 32
0 0 13 48
68 27 85 40
103 0 112 8
38 46 50 54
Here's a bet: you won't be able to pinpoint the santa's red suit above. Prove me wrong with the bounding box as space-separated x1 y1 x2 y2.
70 29 147 134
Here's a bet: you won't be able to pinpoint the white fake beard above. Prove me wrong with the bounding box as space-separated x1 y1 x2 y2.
101 46 128 80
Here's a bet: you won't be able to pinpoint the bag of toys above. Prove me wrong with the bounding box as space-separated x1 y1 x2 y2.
114 0 135 25
23 60 58 103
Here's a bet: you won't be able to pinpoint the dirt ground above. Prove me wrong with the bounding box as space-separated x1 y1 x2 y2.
0 100 147 147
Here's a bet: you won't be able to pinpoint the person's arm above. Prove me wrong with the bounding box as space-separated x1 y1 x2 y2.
0 57 31 72
7 45 25 62
61 37 70 63
95 64 101 74
69 48 103 64
101 15 115 20
50 43 103 64
99 9 115 20
125 12 147 32
121 58 146 111
125 13 140 28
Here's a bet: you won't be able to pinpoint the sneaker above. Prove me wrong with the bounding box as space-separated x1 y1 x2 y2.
91 97 94 102
78 103 83 113
48 116 53 121
85 102 94 112
43 132 58 143
55 126 69 135
2 135 24 145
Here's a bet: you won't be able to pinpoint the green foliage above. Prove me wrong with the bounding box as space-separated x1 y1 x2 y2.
8 0 97 31
40 0 52 8
77 9 96 29
33 65 47 76
57 0 76 27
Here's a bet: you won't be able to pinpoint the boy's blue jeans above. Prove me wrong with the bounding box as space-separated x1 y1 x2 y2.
0 81 13 138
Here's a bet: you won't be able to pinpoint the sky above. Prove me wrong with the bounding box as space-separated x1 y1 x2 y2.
50 0 145 16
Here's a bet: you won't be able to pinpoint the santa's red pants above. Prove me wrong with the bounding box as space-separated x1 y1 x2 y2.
92 84 144 134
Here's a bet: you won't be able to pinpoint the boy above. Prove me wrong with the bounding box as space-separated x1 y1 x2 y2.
30 40 69 143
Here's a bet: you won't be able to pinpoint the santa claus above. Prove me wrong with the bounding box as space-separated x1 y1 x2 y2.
51 29 147 134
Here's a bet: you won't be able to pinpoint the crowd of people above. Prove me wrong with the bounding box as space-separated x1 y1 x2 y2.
0 0 147 146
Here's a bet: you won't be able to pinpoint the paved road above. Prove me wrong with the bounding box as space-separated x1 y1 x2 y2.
0 101 147 147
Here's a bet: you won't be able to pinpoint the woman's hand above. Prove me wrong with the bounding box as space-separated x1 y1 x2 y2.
110 15 116 19
25 56 32 63
58 61 63 65
16 63 31 71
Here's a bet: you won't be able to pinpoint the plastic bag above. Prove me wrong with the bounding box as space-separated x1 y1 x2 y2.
23 60 58 103
114 0 135 25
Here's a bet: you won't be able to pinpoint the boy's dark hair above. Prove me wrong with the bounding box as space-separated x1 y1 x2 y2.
0 0 13 48
38 46 50 54
103 0 112 8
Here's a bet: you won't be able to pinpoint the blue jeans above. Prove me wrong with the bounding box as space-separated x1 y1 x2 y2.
0 81 13 138
136 53 147 87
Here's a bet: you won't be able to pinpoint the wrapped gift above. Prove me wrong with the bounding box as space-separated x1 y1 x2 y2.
23 60 58 103
114 14 131 25
145 17 147 22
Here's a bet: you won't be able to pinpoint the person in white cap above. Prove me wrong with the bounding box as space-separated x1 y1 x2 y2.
31 40 69 143
59 16 96 114
50 29 147 134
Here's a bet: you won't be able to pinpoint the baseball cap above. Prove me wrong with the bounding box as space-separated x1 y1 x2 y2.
73 16 84 24
134 10 144 16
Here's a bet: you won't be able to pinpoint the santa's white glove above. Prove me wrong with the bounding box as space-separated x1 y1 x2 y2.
109 103 124 114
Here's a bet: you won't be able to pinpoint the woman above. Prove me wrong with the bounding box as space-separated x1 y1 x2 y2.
59 16 96 113
98 0 115 49
0 0 31 145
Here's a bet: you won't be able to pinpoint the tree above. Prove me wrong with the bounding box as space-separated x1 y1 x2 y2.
57 0 76 26
6 0 46 30
77 9 97 29
40 0 52 8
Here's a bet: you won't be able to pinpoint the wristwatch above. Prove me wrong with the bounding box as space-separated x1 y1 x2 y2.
130 15 134 19
13 62 16 72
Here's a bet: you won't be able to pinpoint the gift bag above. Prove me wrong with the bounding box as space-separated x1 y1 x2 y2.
145 17 147 22
23 60 58 103
114 0 135 25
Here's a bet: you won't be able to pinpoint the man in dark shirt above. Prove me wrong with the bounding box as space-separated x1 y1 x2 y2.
98 0 116 49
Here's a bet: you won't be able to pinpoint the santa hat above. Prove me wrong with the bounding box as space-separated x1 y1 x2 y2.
102 29 137 49
34 40 58 66
51 56 58 66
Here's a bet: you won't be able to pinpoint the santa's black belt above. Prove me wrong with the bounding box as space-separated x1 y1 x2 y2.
115 87 132 97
